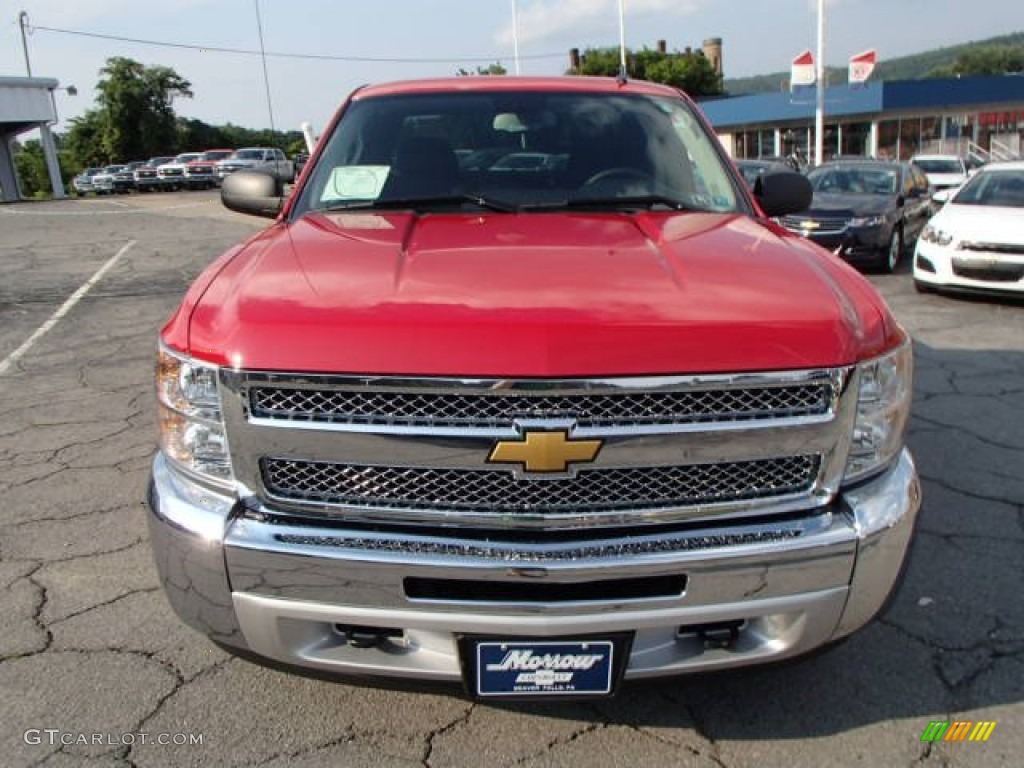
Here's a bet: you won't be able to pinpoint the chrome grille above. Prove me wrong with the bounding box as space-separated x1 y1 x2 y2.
249 382 832 428
261 455 820 514
778 216 850 235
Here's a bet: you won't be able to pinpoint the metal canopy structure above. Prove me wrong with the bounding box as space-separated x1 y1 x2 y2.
0 76 66 202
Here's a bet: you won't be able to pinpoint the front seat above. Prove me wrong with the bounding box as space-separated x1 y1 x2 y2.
379 136 460 200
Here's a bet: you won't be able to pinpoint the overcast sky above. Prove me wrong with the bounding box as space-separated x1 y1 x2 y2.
2 0 1021 135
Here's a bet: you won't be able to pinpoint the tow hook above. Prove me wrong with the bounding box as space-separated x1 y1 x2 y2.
333 624 403 649
678 620 744 651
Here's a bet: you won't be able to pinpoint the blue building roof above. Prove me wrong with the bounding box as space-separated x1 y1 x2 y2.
699 75 1024 129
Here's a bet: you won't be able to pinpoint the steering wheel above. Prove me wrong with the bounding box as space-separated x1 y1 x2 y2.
582 167 655 188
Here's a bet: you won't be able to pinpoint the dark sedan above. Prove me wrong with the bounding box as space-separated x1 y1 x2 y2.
778 160 933 272
734 159 791 190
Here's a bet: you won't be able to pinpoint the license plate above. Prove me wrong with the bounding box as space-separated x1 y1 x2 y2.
472 639 616 698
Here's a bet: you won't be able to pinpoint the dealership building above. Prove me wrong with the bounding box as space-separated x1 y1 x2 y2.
700 74 1024 165
0 76 67 202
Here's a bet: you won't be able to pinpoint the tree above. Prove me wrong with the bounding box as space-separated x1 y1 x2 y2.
13 141 49 198
456 62 507 76
570 46 723 96
13 139 79 198
65 110 106 168
927 45 1024 77
80 57 193 164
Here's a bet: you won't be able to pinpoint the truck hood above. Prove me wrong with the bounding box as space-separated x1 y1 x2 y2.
184 211 893 376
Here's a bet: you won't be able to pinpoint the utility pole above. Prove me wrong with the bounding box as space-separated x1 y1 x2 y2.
253 0 276 135
19 11 33 76
814 0 825 167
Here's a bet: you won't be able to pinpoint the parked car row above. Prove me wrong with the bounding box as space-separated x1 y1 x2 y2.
737 151 1023 296
71 147 296 195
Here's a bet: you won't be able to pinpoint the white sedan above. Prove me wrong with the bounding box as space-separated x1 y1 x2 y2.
914 161 1024 296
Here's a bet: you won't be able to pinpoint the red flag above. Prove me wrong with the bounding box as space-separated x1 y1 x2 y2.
849 50 877 84
791 50 815 90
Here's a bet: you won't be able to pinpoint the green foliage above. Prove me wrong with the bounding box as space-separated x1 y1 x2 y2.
570 46 723 96
12 139 79 198
65 110 106 167
926 45 1024 77
13 141 49 198
207 123 303 152
90 57 194 163
457 62 508 76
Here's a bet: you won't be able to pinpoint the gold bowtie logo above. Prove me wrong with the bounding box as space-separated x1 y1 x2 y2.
488 430 603 474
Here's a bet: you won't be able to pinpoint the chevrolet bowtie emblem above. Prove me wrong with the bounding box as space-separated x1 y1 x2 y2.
800 220 820 229
488 430 603 474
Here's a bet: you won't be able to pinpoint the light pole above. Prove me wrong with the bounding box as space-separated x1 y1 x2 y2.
814 0 825 167
18 11 33 76
617 0 628 78
511 0 521 75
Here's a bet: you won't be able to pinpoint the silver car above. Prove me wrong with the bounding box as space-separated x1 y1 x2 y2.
216 147 295 183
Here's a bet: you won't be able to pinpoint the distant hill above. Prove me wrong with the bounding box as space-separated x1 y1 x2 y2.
724 31 1024 95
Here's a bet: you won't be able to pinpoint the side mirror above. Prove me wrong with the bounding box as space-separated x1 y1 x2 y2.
754 171 812 217
221 171 283 219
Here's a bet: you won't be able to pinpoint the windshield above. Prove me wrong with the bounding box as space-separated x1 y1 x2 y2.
294 90 741 215
235 150 264 160
952 169 1024 208
914 158 964 175
203 150 233 161
175 154 201 163
807 165 898 195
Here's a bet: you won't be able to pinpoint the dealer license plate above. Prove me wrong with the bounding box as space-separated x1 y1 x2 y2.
472 640 616 698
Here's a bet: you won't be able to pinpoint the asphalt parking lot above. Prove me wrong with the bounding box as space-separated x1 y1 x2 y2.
0 191 1021 767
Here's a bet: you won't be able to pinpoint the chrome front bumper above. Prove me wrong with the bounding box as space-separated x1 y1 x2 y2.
147 449 920 685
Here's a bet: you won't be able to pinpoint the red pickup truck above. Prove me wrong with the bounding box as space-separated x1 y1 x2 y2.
148 77 919 699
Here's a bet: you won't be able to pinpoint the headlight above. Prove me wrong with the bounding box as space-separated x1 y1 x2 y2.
156 345 233 485
844 340 913 484
849 215 884 228
920 224 953 246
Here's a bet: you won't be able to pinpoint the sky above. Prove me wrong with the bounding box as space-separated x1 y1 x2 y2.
2 0 1021 136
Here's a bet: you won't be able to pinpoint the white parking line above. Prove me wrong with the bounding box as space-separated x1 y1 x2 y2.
0 240 138 379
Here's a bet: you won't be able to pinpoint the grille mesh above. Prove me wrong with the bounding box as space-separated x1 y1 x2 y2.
250 383 831 428
261 455 820 514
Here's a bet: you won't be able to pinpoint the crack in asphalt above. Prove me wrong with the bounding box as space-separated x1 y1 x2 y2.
508 721 609 767
5 535 147 566
245 730 360 768
47 587 163 628
419 702 475 767
913 414 1024 453
917 472 1021 508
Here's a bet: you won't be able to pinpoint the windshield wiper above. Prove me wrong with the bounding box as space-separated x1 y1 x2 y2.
321 194 518 213
522 194 697 212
